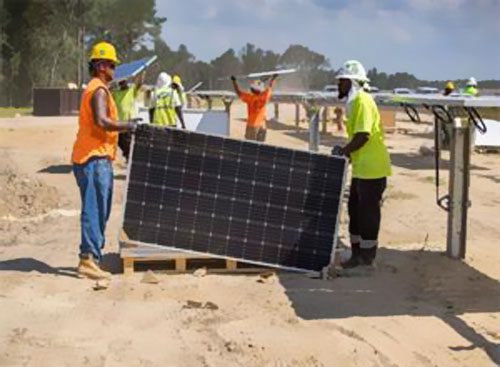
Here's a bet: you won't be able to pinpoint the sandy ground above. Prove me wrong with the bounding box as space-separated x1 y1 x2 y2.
0 103 499 367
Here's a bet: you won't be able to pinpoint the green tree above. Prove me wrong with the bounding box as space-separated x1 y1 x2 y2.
279 44 330 90
239 43 279 74
87 0 165 62
211 48 241 89
24 0 81 87
1 0 165 106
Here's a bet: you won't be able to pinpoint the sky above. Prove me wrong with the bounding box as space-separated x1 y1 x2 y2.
156 0 500 80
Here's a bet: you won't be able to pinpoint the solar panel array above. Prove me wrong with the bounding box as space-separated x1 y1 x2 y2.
122 125 347 272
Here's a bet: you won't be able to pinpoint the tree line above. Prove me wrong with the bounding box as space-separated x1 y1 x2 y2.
1 0 498 107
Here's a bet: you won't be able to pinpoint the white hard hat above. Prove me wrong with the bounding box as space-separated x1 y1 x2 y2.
250 79 265 92
156 72 172 88
467 77 477 87
336 60 369 82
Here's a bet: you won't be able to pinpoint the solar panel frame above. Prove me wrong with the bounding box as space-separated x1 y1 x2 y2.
119 125 348 273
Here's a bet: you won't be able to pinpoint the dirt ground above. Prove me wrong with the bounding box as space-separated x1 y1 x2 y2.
0 102 499 367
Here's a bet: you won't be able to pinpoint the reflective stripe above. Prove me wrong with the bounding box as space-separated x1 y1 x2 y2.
350 234 362 244
360 239 377 249
153 87 177 126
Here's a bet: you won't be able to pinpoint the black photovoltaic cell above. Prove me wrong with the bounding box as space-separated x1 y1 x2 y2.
122 125 347 272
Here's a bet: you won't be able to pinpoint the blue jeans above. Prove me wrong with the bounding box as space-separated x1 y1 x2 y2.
73 157 114 260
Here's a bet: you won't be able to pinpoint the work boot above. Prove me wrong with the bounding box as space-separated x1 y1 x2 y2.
77 257 111 280
341 243 361 269
360 247 377 266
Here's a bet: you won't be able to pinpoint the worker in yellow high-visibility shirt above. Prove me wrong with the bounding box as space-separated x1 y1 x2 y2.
112 72 145 162
172 74 187 108
462 77 479 96
332 60 392 268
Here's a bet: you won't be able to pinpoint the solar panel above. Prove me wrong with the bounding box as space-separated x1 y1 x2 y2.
121 125 347 272
114 56 157 83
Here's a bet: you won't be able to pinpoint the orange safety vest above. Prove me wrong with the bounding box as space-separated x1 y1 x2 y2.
72 78 119 164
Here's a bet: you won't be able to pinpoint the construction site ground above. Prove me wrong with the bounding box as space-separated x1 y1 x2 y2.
0 102 499 367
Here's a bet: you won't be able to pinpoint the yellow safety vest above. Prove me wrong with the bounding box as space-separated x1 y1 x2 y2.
463 86 478 97
153 87 177 126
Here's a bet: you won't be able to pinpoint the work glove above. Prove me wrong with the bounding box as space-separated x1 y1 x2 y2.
230 75 236 82
128 117 144 132
331 145 344 156
132 122 153 137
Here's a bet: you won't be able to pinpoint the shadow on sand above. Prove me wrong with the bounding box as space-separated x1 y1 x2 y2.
38 164 72 174
0 257 80 278
0 252 124 278
279 247 500 364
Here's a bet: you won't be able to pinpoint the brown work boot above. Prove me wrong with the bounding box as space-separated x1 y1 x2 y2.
78 257 111 280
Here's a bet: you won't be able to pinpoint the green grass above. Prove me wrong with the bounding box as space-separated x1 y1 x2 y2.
0 107 32 118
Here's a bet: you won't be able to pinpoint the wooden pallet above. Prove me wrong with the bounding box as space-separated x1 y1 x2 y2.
119 231 268 275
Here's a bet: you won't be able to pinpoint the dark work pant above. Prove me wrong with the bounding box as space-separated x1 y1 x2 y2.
149 108 155 124
118 132 132 162
348 177 387 249
245 125 267 142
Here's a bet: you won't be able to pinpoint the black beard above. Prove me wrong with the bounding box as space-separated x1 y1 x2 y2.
338 91 348 100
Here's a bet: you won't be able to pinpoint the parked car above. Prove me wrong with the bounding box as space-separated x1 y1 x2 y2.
416 86 439 94
393 88 412 94
323 84 338 93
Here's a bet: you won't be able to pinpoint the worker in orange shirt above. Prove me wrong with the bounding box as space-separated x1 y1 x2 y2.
231 74 277 142
71 42 137 280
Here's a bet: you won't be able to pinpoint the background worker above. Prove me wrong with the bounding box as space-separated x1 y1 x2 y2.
172 74 186 107
171 74 187 128
231 74 277 142
443 81 455 96
71 41 137 280
332 60 392 268
112 73 145 162
463 77 479 96
441 81 457 148
153 72 185 128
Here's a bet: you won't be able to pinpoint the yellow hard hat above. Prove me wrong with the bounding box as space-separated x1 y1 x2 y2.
90 42 119 63
446 81 455 90
172 75 182 85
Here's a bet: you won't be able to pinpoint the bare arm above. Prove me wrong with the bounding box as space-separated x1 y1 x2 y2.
341 132 369 156
231 76 243 97
268 74 278 88
92 88 134 132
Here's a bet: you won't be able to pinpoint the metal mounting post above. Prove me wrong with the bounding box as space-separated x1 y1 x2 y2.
309 108 321 152
446 117 471 259
295 103 300 129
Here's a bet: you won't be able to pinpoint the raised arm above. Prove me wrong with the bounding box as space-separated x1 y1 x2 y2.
268 73 278 88
231 75 243 97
